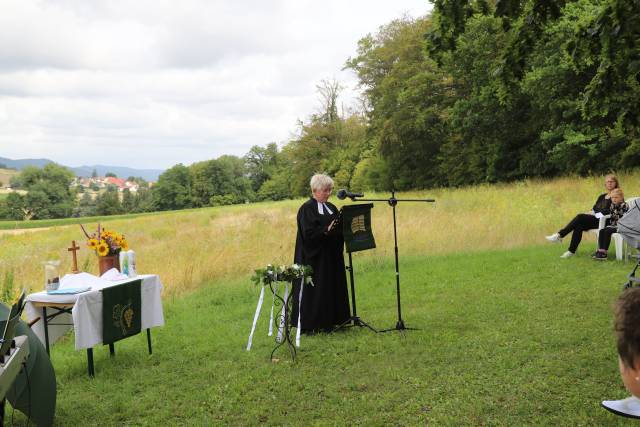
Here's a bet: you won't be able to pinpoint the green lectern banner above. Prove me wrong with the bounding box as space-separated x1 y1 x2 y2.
102 279 142 344
341 203 376 253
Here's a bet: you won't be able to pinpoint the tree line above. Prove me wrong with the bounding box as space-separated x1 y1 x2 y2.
339 0 639 190
2 0 638 218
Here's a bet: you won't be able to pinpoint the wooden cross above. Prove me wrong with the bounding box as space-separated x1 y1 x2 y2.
68 240 80 274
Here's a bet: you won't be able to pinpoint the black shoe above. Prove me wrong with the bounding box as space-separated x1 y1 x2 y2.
593 251 608 260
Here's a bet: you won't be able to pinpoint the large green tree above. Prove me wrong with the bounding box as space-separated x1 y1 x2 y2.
95 187 123 216
244 143 280 194
152 164 193 211
438 14 547 185
567 0 640 170
191 155 253 206
426 0 640 179
1 164 76 219
283 80 367 196
346 16 451 190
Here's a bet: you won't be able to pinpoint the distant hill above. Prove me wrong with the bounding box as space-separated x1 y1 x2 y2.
0 157 51 170
70 165 164 181
0 157 164 181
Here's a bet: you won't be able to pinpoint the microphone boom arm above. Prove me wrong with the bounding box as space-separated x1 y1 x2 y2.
341 190 436 332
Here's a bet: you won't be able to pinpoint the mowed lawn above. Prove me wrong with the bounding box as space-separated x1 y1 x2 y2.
26 245 635 425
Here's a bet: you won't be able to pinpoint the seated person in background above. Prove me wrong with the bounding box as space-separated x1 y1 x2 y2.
601 287 640 418
593 188 629 260
546 174 619 258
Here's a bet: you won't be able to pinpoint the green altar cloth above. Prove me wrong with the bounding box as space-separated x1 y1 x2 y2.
102 279 142 344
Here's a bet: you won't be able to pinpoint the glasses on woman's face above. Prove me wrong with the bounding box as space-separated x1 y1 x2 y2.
313 187 332 199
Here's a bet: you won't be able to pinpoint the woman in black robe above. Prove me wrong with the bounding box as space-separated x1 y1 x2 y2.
291 174 350 333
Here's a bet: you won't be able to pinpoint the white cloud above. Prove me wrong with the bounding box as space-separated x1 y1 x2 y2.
0 0 431 169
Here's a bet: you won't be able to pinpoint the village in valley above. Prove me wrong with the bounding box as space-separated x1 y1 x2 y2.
1 166 153 200
0 164 156 220
70 175 153 200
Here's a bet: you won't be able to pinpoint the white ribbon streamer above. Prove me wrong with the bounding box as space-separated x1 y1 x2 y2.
276 283 289 342
246 285 265 351
268 282 278 336
296 276 304 347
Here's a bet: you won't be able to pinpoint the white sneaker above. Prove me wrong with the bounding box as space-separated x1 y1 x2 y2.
546 233 562 243
602 395 640 419
560 251 574 259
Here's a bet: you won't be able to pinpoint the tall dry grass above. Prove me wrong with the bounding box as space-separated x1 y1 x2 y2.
1 172 639 297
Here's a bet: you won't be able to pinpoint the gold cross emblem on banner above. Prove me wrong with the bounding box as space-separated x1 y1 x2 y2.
351 215 366 234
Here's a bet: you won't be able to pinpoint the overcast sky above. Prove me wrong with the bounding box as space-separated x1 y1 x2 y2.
0 0 431 170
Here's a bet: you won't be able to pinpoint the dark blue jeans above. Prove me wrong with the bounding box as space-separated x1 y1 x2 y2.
598 226 618 251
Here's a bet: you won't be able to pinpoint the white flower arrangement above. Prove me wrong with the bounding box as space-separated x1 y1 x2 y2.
252 263 314 287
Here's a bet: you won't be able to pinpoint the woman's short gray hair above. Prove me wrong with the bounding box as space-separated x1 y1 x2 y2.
310 174 334 192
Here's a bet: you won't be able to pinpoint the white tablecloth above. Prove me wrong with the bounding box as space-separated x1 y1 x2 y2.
25 273 165 350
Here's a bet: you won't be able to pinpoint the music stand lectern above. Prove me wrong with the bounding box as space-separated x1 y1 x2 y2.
333 203 377 333
347 191 435 332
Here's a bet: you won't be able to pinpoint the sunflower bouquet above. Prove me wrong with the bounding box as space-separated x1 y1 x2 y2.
81 224 129 257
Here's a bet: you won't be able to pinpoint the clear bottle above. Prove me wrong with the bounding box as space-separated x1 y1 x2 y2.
127 250 136 277
119 250 129 276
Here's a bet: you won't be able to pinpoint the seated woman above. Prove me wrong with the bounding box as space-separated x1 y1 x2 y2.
601 287 640 418
546 174 619 258
593 188 629 260
290 173 350 333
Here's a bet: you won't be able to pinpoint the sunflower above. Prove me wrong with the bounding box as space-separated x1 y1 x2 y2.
87 238 99 250
120 240 129 251
96 241 110 257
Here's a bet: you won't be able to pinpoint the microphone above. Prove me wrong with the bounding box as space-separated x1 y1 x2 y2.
336 189 364 200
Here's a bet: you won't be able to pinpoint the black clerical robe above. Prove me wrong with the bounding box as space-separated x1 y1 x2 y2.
291 198 350 332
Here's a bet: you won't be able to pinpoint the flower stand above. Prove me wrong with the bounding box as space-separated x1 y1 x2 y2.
246 264 313 362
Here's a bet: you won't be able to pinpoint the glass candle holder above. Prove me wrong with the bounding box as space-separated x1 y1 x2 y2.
43 260 61 292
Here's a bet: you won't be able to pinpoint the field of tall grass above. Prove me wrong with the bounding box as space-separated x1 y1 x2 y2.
4 172 640 424
2 172 639 298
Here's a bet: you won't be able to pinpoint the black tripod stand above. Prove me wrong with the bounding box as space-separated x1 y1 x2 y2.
333 251 377 332
351 191 435 332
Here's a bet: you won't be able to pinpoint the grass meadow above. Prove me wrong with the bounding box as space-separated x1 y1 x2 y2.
28 248 634 425
2 172 640 424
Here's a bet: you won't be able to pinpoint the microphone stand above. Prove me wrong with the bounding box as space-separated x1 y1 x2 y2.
349 191 435 332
